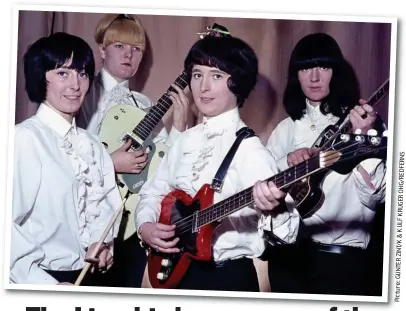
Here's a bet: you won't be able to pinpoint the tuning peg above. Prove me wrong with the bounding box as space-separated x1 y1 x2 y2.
340 134 350 142
355 135 365 142
354 128 362 135
367 129 378 136
383 130 388 137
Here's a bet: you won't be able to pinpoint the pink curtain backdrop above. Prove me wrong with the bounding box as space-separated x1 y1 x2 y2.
15 10 392 144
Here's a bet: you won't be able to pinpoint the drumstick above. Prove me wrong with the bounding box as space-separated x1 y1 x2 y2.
74 196 128 286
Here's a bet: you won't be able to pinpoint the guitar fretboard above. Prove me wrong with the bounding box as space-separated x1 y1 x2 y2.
196 155 321 227
320 78 390 148
133 71 189 140
342 79 389 131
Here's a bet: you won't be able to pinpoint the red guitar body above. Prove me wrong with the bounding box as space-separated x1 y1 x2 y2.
147 184 217 288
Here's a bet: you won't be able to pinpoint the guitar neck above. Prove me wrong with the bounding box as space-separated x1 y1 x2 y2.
319 78 390 147
197 156 321 228
133 71 189 140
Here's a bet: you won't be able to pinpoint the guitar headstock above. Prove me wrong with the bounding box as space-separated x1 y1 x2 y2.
197 23 231 39
321 131 388 173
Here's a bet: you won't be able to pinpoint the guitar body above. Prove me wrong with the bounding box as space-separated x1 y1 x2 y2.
289 172 325 218
148 184 218 289
289 79 389 218
291 133 388 218
99 104 168 240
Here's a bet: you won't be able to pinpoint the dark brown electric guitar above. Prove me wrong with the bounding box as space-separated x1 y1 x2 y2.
289 78 389 218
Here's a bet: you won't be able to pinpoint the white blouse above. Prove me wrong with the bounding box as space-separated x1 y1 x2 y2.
266 101 386 248
10 104 122 285
86 68 181 147
135 108 299 262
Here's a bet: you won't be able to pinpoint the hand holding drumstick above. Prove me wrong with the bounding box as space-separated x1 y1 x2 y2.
74 197 128 286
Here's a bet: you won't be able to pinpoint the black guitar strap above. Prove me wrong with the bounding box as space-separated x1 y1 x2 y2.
211 127 256 192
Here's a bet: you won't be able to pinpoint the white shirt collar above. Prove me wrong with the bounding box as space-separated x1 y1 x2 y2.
305 98 322 116
36 103 77 138
100 67 129 92
202 107 240 131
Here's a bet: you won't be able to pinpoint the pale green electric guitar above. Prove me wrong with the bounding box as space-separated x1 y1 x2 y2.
98 72 189 240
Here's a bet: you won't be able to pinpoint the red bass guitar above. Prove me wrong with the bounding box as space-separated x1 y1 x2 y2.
147 132 388 288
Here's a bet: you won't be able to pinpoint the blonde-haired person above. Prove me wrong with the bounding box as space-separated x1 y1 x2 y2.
76 13 190 288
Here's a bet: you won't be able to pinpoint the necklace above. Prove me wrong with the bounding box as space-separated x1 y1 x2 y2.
305 99 319 132
307 110 317 132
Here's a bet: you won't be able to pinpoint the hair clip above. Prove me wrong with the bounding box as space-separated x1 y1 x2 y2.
197 24 231 39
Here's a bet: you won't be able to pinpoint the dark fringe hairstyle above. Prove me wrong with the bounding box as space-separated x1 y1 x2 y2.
24 32 95 104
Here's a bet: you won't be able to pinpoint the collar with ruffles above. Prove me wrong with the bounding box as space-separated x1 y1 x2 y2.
100 67 129 92
95 69 135 135
36 103 106 249
305 98 336 122
175 108 243 193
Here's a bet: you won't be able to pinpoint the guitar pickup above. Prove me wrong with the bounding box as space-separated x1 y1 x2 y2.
119 133 143 151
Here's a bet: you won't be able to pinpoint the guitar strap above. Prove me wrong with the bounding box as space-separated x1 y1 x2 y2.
129 91 140 108
211 126 256 192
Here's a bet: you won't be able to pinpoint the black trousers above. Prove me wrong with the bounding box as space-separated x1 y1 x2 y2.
44 269 108 286
267 241 372 295
177 257 259 292
106 233 148 287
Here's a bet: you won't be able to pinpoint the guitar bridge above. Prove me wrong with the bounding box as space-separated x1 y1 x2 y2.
120 133 142 151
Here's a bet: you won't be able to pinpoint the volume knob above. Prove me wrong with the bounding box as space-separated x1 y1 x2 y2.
161 259 172 267
157 272 168 281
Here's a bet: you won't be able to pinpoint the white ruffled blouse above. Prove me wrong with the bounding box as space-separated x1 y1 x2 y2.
135 108 299 262
10 104 122 285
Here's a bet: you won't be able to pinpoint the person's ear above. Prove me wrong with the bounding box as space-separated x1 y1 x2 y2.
98 44 106 60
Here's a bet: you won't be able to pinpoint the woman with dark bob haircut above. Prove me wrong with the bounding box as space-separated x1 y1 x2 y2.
10 32 122 286
283 32 360 121
24 32 95 105
261 33 386 295
184 34 258 108
135 29 297 291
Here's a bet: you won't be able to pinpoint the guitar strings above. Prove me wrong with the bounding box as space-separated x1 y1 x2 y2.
171 141 352 233
172 143 387 236
318 79 389 150
134 73 189 138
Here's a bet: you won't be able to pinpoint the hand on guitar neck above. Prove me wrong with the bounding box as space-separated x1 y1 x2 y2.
253 180 287 212
111 140 148 174
287 147 320 167
168 84 191 132
349 99 378 134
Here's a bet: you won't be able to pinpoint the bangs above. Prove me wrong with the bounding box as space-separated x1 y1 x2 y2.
46 50 93 77
42 36 94 76
294 57 338 70
103 20 146 50
190 53 225 71
67 50 94 75
187 41 232 74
